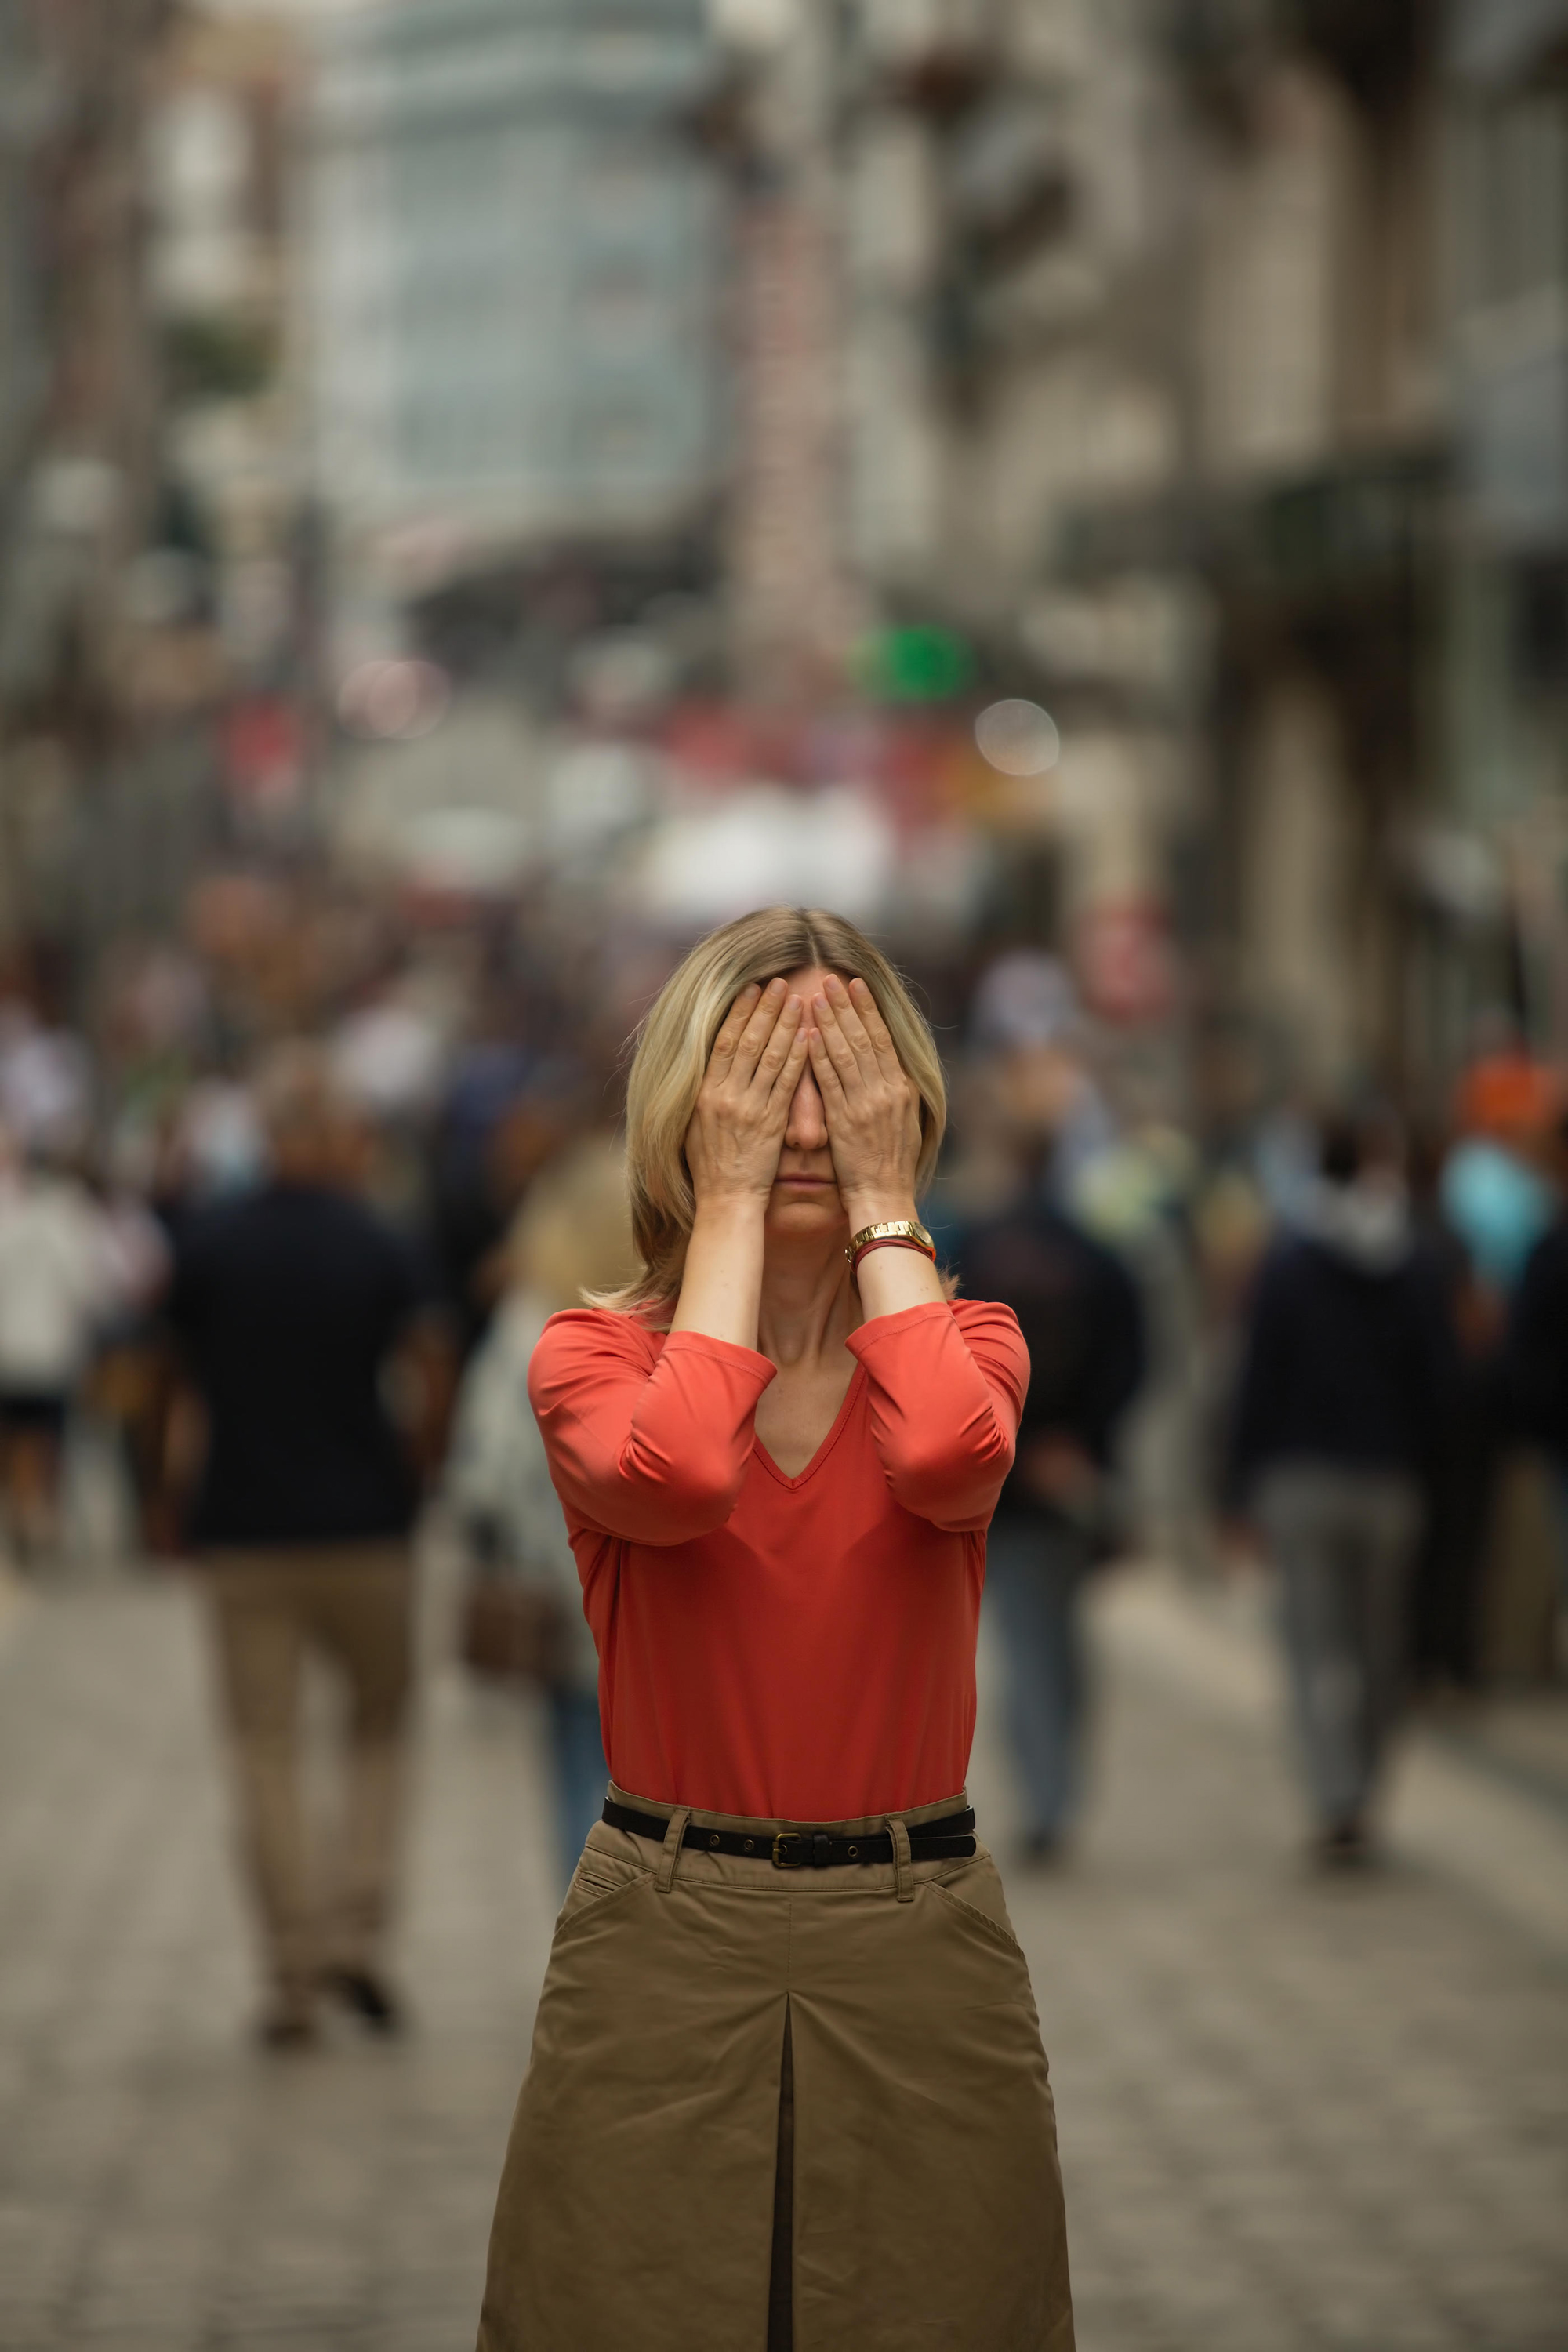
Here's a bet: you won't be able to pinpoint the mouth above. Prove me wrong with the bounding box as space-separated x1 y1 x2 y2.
775 1173 837 1190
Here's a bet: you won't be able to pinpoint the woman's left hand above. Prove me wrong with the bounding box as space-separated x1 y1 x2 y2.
806 975 922 1223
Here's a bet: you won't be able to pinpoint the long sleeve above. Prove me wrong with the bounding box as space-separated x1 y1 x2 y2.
1229 1249 1291 1502
845 1298 1026 1533
528 1308 775 1546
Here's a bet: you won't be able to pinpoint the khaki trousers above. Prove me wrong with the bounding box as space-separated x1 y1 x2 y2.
478 1784 1074 2352
205 1545 413 2002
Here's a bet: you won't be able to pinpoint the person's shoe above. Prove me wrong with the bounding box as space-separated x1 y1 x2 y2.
321 1965 405 2035
1018 1828 1066 1871
257 1996 318 2052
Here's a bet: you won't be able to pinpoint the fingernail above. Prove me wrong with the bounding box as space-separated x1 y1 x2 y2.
786 994 802 1013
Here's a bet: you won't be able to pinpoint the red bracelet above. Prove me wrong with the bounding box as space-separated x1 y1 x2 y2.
850 1235 937 1275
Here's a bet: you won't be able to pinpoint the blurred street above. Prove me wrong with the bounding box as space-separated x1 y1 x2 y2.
2 1548 1564 2352
4 4 1568 2343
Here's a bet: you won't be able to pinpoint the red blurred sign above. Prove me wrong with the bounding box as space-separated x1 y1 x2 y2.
1076 899 1177 1025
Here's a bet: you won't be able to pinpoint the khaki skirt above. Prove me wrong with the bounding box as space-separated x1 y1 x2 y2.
477 1784 1074 2352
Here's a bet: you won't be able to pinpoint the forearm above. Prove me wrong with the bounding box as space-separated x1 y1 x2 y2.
844 1188 945 1321
670 1195 767 1349
847 1298 1022 1527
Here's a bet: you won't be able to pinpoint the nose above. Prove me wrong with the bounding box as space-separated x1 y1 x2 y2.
783 1063 829 1152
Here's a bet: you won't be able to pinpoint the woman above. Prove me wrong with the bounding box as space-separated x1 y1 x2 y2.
477 908 1073 2352
446 1126 637 1886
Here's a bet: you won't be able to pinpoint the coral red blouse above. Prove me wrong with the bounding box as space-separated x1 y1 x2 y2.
528 1298 1029 1820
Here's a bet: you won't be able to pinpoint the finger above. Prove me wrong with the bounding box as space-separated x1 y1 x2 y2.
750 989 804 1092
730 976 788 1083
845 976 906 1085
708 983 761 1073
806 1016 849 1102
811 986 863 1089
822 973 880 1076
767 1011 811 1107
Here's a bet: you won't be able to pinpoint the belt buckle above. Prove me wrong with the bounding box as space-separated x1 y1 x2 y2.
771 1831 806 1870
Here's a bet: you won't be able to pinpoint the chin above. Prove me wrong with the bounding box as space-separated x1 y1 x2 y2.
765 1194 845 1236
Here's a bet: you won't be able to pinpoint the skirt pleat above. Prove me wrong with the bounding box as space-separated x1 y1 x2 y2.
477 1788 1075 2352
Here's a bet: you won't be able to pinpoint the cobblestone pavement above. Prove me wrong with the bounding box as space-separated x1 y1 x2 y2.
1 1555 1564 2352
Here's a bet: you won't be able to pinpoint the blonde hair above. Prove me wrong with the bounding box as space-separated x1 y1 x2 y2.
597 907 948 1322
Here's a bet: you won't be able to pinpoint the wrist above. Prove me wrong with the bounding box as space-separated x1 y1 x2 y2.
690 1189 768 1232
843 1193 920 1233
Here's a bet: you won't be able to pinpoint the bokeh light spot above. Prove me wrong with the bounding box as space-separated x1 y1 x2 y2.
975 698 1061 776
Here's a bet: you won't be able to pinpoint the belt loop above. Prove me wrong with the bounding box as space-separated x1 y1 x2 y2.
887 1815 914 1904
655 1807 691 1894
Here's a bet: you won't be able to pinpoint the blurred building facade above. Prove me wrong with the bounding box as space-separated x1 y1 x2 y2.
837 0 1192 1002
1164 0 1568 1097
1446 0 1568 1065
1 0 1563 1116
708 0 1193 1005
1164 4 1447 1096
149 10 303 702
0 0 182 969
723 0 858 696
305 0 728 631
716 0 1568 1098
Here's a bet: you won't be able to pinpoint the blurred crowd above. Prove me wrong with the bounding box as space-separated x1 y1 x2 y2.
3 887 1566 1670
2 883 1567 2027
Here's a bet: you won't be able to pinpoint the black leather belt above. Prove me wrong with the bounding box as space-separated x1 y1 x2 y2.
601 1799 977 1870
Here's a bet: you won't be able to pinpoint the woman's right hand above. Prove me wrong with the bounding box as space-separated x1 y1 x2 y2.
684 979 808 1208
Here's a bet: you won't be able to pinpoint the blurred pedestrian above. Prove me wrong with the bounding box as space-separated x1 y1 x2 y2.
1503 1101 1568 1618
0 1127 118 1566
430 1056 585 1359
169 1046 452 2047
76 1147 175 1563
1406 1123 1499 1691
953 1007 1145 1864
446 1127 637 1887
1441 1047 1557 1296
1443 1052 1563 1684
967 950 1113 1195
476 910 1072 2352
1231 1115 1453 1861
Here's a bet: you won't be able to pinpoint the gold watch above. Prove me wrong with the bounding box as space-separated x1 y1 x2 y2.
845 1218 935 1268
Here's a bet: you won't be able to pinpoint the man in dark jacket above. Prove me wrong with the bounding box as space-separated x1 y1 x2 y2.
170 1046 452 2045
1232 1116 1454 1860
957 1201 1143 1860
952 959 1144 1860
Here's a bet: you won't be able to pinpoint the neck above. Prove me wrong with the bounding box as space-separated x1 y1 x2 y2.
756 1229 856 1369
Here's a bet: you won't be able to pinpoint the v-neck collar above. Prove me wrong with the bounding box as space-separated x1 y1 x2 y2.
751 1362 866 1491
